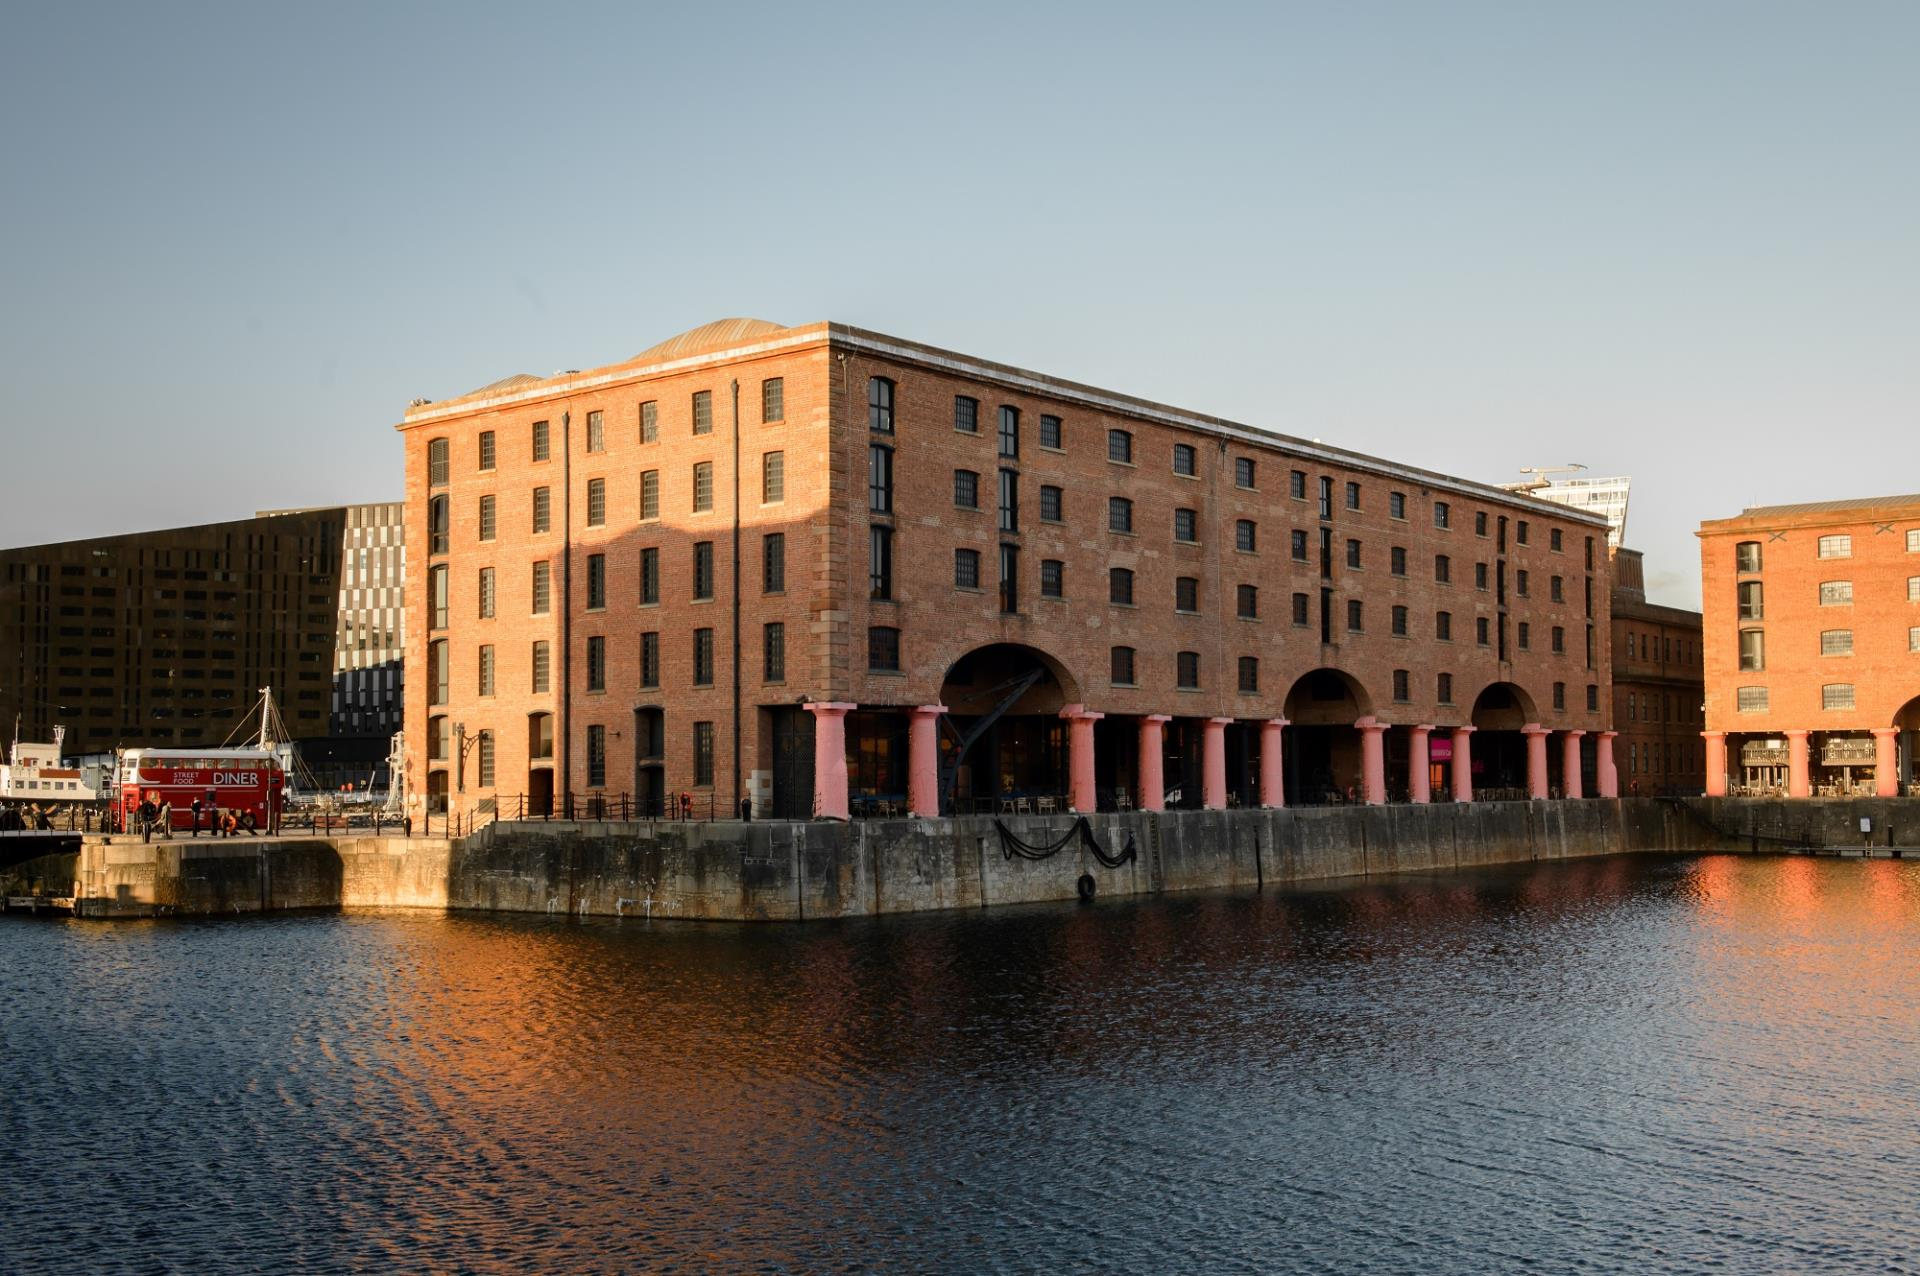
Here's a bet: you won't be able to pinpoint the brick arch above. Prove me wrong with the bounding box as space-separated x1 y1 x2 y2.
1468 680 1539 730
936 641 1084 717
1282 667 1376 725
1894 695 1920 731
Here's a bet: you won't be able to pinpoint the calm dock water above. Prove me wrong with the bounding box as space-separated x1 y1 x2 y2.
4 852 1917 1274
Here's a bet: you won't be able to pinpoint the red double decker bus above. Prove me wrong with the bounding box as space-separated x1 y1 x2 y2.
118 748 285 834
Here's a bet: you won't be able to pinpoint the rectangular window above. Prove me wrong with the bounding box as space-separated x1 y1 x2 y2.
1518 621 1531 649
1818 534 1851 559
1552 625 1565 653
693 461 714 512
1389 491 1405 519
640 547 660 605
1551 575 1564 602
1109 568 1133 605
1820 580 1853 605
1235 458 1256 488
1553 682 1566 711
1236 520 1256 552
1318 477 1333 520
587 724 606 786
477 431 496 472
1737 686 1768 712
1475 511 1488 537
640 470 659 520
954 469 979 509
479 566 497 619
1109 497 1133 534
1041 559 1064 599
1039 414 1063 449
763 533 785 594
1345 481 1360 510
692 390 713 435
1434 501 1450 529
999 544 1019 614
1111 646 1136 685
762 378 784 423
1292 592 1310 625
1177 651 1200 689
998 469 1018 533
1346 539 1362 569
869 625 901 671
762 451 784 503
869 445 893 513
640 632 660 687
1516 569 1530 597
1436 611 1452 640
764 622 786 682
1477 617 1491 646
1238 656 1259 693
531 640 550 694
1291 530 1309 562
1173 443 1197 476
1393 669 1410 702
1435 554 1451 583
998 406 1019 458
1821 629 1852 656
640 400 658 443
1391 605 1407 636
760 617 783 675
429 564 449 629
1475 562 1488 590
1108 429 1133 464
693 541 714 601
531 561 551 615
1174 508 1198 543
1238 584 1258 619
956 548 982 590
1910 577 1920 603
1041 485 1064 522
870 526 893 600
1391 546 1407 576
478 644 495 697
1515 519 1529 545
532 421 550 462
1739 629 1764 671
586 410 604 454
869 379 895 433
587 553 606 609
1438 673 1454 704
1551 528 1564 552
1738 581 1763 619
1823 683 1856 711
586 477 606 527
532 486 551 534
1290 470 1307 500
954 395 979 433
693 628 715 685
586 635 606 691
479 494 496 542
1176 576 1199 612
1347 599 1363 632
1911 627 1920 653
1908 529 1920 553
694 723 715 786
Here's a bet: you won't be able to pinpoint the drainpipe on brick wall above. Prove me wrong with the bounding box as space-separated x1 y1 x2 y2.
560 410 572 805
730 379 744 817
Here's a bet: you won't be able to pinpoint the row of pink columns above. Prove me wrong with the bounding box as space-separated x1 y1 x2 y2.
1703 727 1903 798
809 702 1619 820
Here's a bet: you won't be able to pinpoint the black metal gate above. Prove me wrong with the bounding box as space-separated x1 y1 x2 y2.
770 708 814 820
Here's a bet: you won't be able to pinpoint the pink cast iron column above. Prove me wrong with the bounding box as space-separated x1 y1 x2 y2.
1357 716 1387 805
1451 726 1476 803
1059 704 1104 813
1260 718 1287 808
1873 727 1899 798
1596 731 1619 798
805 702 855 821
1703 731 1727 797
1561 730 1586 800
1786 729 1811 798
907 704 947 818
1407 725 1433 804
1523 724 1551 800
1138 715 1170 812
1203 718 1231 810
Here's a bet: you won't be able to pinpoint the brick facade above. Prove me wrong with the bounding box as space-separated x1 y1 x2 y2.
1610 548 1704 795
400 318 1614 821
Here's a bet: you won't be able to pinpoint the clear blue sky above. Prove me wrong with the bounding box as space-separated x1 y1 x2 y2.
4 1 1916 607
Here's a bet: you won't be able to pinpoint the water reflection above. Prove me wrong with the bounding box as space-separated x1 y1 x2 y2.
6 853 1920 1273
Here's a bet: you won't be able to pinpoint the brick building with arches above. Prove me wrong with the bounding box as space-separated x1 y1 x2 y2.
398 318 1615 823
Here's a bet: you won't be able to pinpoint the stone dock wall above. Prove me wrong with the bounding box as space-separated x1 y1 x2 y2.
25 796 1912 922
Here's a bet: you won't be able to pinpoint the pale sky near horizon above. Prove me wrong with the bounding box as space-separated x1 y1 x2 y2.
4 1 1916 609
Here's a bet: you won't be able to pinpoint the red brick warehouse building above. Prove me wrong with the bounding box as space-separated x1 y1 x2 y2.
1699 494 1920 797
398 318 1616 822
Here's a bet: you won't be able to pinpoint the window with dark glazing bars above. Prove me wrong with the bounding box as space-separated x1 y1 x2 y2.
870 526 893 600
762 378 784 423
954 469 978 509
1236 520 1256 552
532 421 550 461
1040 485 1063 522
640 632 659 687
998 406 1019 458
1110 567 1133 605
1238 584 1258 618
478 431 495 472
1239 657 1259 693
869 379 895 433
478 644 495 696
1111 646 1135 685
764 622 785 682
763 451 784 503
694 722 715 786
1041 559 1063 598
869 626 901 671
640 401 658 443
532 561 550 614
1235 457 1255 488
1108 429 1132 463
692 390 713 436
640 547 659 605
956 549 981 590
429 496 449 555
586 478 605 527
427 637 448 702
533 486 551 534
1109 497 1132 534
999 544 1019 614
869 445 893 513
1177 651 1200 689
693 628 714 685
763 533 785 594
1039 415 1062 449
1173 444 1197 476
586 411 604 454
998 470 1018 533
477 731 494 787
587 554 605 609
1176 577 1199 612
954 395 978 433
587 636 606 691
531 641 550 694
1174 508 1197 543
587 724 606 785
693 542 714 601
1292 592 1309 624
478 493 496 540
1393 669 1410 701
693 462 713 512
428 438 449 487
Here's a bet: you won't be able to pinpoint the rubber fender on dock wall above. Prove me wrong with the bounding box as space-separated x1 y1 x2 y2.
1076 873 1096 902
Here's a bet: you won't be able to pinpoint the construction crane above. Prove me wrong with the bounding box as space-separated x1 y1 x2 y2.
1505 463 1587 493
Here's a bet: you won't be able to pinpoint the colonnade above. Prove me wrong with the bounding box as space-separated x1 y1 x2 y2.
805 702 1618 820
1702 728 1902 799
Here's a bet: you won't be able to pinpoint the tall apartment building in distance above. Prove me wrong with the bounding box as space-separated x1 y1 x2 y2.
0 512 346 755
399 318 1616 822
1522 473 1631 550
1700 493 1920 796
1609 548 1704 794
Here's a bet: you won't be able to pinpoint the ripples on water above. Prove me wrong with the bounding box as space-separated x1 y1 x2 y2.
5 853 1920 1273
